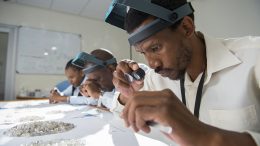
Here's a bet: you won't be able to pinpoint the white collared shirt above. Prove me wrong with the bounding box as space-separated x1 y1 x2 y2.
111 35 260 145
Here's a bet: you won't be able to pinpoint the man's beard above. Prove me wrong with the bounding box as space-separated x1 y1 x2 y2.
155 67 186 80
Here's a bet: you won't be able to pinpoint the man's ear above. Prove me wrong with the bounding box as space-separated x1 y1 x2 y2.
180 16 195 38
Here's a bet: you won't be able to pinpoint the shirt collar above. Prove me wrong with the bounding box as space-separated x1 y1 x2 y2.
203 34 242 84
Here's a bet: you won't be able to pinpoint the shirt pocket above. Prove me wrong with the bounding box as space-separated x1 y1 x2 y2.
209 105 258 131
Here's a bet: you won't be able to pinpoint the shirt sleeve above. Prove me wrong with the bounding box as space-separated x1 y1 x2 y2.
138 63 150 72
110 91 125 117
99 91 115 109
246 131 260 146
69 96 98 105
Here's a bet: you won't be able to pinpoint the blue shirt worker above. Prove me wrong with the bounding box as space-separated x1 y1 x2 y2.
49 59 98 105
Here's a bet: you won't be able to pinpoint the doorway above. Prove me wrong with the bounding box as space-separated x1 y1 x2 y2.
0 32 8 100
0 24 17 101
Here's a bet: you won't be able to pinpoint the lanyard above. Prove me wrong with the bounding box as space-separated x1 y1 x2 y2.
180 71 206 118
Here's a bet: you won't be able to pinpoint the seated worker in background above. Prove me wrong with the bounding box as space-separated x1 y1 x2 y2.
72 49 118 110
73 49 148 110
49 59 98 105
106 0 260 145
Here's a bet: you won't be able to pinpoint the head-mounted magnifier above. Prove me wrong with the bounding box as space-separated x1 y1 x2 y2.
105 0 194 46
72 52 117 74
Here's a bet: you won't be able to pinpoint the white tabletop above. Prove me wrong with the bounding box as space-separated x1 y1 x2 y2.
0 100 170 146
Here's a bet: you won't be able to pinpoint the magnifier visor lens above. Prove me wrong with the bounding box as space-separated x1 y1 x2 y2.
83 65 105 75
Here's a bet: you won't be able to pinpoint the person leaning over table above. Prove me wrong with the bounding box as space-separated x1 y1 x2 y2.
49 59 98 105
105 0 260 145
74 48 149 110
75 49 117 110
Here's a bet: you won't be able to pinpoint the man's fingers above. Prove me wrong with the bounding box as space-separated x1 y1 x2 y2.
117 61 134 74
81 90 89 97
129 91 166 106
132 80 144 85
122 92 159 128
121 59 139 71
122 90 175 133
122 104 130 127
113 73 130 89
135 107 151 133
49 99 56 104
128 62 139 71
128 99 138 131
113 70 130 84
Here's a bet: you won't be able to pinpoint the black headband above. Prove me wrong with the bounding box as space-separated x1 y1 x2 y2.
72 52 117 74
105 0 194 45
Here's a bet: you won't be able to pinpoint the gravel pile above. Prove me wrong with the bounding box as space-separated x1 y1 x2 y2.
4 121 75 137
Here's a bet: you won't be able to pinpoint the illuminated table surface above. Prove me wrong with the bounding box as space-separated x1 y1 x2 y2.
0 100 172 146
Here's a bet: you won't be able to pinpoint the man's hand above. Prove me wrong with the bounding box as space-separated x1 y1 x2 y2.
122 89 257 146
80 80 101 99
113 60 144 105
80 84 90 97
49 90 67 103
122 89 214 146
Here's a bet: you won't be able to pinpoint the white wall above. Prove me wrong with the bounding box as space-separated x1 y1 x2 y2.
192 0 260 37
132 0 260 63
0 1 130 97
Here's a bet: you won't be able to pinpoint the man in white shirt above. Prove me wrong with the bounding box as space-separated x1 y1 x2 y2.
75 49 149 110
75 49 117 110
105 0 260 145
49 59 98 105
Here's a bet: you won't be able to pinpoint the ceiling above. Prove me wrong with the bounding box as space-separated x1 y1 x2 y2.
4 0 113 21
